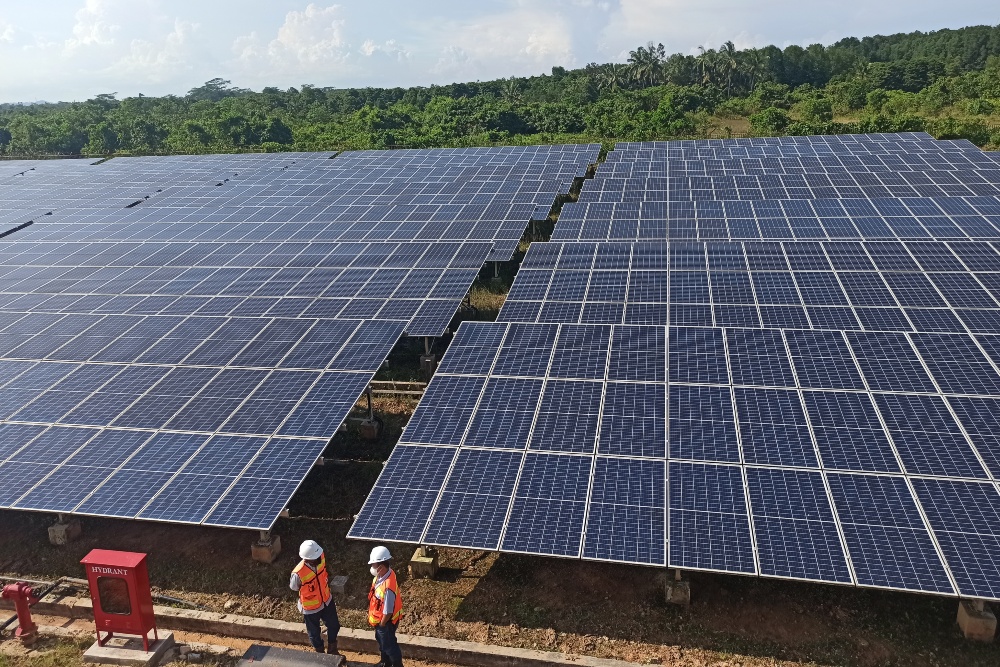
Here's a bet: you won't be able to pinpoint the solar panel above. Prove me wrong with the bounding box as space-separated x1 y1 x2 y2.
0 146 597 531
353 133 1000 602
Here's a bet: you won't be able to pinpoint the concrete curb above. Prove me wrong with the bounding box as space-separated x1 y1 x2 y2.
2 595 644 667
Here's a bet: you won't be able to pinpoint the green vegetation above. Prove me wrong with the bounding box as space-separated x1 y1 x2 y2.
3 24 1000 156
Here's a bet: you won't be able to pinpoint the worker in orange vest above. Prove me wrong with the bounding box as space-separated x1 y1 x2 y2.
367 546 403 667
290 540 344 658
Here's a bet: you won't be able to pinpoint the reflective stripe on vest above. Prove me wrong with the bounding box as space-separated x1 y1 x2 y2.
293 555 331 612
367 569 402 626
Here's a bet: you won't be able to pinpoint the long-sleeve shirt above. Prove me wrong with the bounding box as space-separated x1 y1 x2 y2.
290 565 328 615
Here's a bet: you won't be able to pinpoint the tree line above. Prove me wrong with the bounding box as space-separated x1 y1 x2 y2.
2 23 1000 156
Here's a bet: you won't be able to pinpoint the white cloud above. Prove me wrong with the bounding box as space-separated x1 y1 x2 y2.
235 4 350 67
0 21 16 43
431 7 576 78
360 38 410 61
113 19 199 80
232 3 357 86
65 0 121 50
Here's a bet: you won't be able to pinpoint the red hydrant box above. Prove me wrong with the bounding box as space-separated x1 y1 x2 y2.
80 549 158 650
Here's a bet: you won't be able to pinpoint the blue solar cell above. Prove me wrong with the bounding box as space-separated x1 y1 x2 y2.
8 426 97 465
464 378 543 449
727 329 796 387
785 330 865 389
802 391 900 472
874 393 988 478
203 476 302 530
529 380 603 453
11 465 114 512
846 331 937 392
668 462 755 573
669 327 727 384
493 323 558 376
669 384 740 462
501 453 591 557
138 474 238 523
609 325 665 382
277 371 371 439
402 375 486 445
947 396 1000 478
735 387 817 467
548 325 611 380
583 458 665 565
746 468 852 583
911 333 1000 394
0 462 57 506
75 469 173 517
827 473 953 593
424 449 523 549
599 382 665 458
182 434 268 476
911 479 1000 598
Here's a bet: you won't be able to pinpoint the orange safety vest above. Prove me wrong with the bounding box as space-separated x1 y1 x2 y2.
368 569 403 626
293 555 331 613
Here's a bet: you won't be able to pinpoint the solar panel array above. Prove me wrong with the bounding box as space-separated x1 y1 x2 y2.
0 146 597 530
352 133 1000 601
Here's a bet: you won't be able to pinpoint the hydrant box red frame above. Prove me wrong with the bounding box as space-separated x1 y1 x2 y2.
80 549 158 650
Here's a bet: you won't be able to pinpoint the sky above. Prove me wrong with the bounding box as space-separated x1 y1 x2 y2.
0 0 996 103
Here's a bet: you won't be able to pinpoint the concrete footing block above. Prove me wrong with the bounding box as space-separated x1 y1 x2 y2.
409 547 439 579
330 575 348 595
48 519 82 546
666 580 690 606
359 419 382 441
958 601 997 642
251 535 282 564
83 632 175 667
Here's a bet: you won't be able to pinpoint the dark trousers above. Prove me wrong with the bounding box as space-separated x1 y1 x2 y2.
303 602 340 652
374 621 402 664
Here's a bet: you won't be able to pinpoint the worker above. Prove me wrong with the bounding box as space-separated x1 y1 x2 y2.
290 539 344 658
367 546 404 667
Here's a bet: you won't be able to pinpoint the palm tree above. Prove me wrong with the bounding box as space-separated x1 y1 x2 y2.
628 42 666 87
501 77 523 105
741 48 769 91
719 40 739 98
597 63 628 94
696 46 716 86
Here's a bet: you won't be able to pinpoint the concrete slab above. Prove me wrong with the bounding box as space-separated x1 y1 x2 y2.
82 632 175 667
237 645 344 666
957 601 997 643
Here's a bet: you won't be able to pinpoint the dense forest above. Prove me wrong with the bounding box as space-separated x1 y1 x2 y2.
2 23 1000 156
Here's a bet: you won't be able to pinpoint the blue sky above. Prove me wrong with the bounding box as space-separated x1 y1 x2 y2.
0 1 996 103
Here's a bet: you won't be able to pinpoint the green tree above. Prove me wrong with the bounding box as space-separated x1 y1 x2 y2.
750 106 791 134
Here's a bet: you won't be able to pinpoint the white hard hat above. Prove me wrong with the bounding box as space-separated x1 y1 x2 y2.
368 546 392 565
299 540 323 560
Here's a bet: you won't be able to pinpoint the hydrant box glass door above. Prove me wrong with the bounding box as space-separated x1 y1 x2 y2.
80 549 158 650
